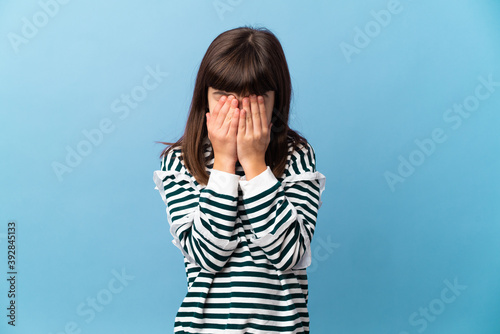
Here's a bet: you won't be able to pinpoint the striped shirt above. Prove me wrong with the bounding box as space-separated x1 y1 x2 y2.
153 135 326 334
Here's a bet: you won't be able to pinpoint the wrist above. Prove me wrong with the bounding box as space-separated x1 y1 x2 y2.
241 159 267 181
213 158 236 174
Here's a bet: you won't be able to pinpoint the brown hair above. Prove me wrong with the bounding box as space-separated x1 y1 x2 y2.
157 26 308 185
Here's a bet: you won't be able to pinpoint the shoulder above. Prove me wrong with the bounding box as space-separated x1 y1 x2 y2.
284 136 317 177
160 145 184 173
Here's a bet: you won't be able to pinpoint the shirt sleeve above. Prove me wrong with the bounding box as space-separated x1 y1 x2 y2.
153 148 240 273
238 142 326 272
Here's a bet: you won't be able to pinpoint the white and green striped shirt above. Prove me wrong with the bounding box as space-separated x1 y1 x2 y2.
153 135 326 333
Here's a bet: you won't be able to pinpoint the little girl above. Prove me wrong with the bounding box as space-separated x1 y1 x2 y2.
153 26 326 334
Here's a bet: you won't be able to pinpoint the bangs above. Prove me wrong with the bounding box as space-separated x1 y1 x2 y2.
205 46 277 96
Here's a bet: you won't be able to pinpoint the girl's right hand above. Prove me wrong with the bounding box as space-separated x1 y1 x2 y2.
206 95 240 173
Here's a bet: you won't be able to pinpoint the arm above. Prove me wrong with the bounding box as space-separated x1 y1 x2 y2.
238 142 326 272
153 148 240 273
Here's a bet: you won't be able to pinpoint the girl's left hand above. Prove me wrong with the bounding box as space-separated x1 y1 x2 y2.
236 94 272 170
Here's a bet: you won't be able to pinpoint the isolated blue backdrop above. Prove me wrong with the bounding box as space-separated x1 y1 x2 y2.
1 0 499 333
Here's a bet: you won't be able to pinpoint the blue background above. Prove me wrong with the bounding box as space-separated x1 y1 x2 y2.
1 0 499 333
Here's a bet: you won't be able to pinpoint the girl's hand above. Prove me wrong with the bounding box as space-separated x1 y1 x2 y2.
206 95 240 173
236 95 272 179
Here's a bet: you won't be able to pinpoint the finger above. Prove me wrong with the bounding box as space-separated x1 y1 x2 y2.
250 95 262 135
229 108 239 136
249 95 261 133
257 95 267 133
245 97 253 134
242 97 251 132
222 97 238 134
215 95 234 129
238 108 246 135
212 95 226 118
206 112 213 140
